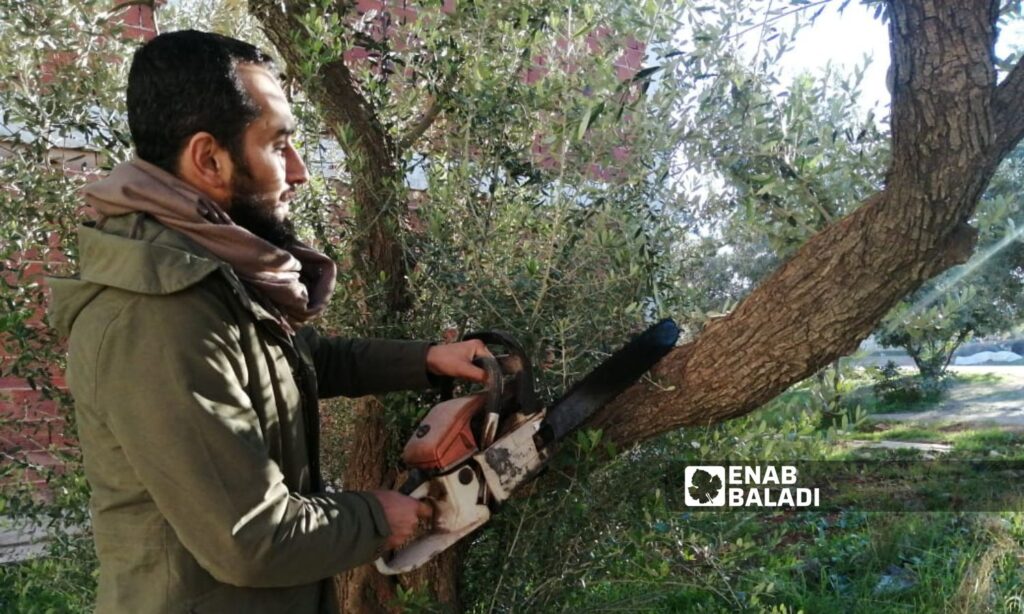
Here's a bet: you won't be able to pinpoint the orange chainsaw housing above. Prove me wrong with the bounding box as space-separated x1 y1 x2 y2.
402 394 486 471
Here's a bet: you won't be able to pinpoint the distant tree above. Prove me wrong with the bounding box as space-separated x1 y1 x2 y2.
876 146 1024 379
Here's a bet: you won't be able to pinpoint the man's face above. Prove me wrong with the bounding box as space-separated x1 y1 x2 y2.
226 64 308 247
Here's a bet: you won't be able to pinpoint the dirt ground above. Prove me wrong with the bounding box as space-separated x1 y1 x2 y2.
870 365 1024 426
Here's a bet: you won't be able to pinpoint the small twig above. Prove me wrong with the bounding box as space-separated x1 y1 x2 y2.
704 549 743 607
751 0 774 66
396 96 444 152
725 0 833 41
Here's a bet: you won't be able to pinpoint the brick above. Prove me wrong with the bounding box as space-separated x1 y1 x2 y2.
0 431 39 453
23 401 62 420
1 261 54 287
0 377 34 391
0 401 23 420
0 370 66 392
6 389 47 405
23 449 63 468
18 419 66 447
10 247 43 263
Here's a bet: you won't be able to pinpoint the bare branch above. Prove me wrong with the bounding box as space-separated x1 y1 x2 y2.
396 96 443 153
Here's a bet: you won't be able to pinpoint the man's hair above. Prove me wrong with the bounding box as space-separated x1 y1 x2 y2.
126 29 275 174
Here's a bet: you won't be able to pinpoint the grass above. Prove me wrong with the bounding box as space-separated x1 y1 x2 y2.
844 424 947 442
460 368 1024 613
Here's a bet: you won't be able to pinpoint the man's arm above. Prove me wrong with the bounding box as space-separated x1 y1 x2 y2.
94 283 401 587
296 328 489 399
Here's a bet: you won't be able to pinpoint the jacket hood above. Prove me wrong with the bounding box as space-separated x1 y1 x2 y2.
48 216 223 337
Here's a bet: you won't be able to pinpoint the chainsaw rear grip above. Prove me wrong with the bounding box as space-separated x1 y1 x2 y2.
374 468 491 575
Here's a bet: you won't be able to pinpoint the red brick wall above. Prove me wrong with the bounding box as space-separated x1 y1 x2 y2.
0 236 73 489
0 3 161 491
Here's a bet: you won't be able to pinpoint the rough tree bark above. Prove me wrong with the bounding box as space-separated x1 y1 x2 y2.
249 0 1024 612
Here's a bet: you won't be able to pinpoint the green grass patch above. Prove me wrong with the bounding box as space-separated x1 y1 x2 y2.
951 372 1006 385
951 428 1024 458
838 426 948 443
858 387 946 414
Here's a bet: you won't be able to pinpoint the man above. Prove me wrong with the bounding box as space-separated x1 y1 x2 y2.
48 30 488 613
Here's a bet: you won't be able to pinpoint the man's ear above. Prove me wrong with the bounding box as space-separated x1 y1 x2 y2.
176 132 234 206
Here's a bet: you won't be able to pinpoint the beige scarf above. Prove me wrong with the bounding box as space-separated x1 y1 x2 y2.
83 158 336 332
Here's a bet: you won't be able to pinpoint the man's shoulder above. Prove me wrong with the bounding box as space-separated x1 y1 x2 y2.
75 272 241 345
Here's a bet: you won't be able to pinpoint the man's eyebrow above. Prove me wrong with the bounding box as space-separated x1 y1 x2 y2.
273 120 298 138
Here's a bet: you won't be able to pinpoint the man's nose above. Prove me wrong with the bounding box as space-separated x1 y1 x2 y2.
286 145 309 186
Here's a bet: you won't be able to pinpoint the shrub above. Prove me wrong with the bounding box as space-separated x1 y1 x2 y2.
870 361 947 406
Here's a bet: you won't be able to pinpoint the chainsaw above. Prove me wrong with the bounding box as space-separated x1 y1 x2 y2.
375 319 679 575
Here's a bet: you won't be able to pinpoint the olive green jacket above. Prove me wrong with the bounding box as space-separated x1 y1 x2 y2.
48 214 433 613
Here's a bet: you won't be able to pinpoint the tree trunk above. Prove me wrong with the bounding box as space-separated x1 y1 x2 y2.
248 2 461 611
247 0 1024 612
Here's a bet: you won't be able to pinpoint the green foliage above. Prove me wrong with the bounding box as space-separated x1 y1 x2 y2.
869 360 948 406
0 528 97 614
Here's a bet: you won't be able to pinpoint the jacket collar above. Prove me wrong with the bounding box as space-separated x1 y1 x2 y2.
72 214 287 329
77 221 221 296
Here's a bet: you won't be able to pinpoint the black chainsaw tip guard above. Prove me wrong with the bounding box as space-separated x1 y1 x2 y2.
647 318 681 347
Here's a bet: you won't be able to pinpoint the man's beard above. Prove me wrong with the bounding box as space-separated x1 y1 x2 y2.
228 160 299 249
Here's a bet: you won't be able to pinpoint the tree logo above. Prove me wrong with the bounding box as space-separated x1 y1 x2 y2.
684 466 725 506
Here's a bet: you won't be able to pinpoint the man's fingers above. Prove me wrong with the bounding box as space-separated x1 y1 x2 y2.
466 364 488 383
471 340 493 359
416 500 434 520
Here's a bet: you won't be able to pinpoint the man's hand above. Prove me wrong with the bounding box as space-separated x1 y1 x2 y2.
370 490 434 551
426 339 492 383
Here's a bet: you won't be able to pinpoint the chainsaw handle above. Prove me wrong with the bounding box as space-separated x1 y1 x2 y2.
463 330 542 414
474 355 503 412
375 467 492 575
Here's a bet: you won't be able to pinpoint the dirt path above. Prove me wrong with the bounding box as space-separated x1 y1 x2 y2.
870 366 1024 426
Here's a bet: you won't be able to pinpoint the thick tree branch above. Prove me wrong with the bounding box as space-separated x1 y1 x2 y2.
992 55 1024 159
886 0 998 210
591 0 1006 447
396 95 443 153
318 57 397 162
